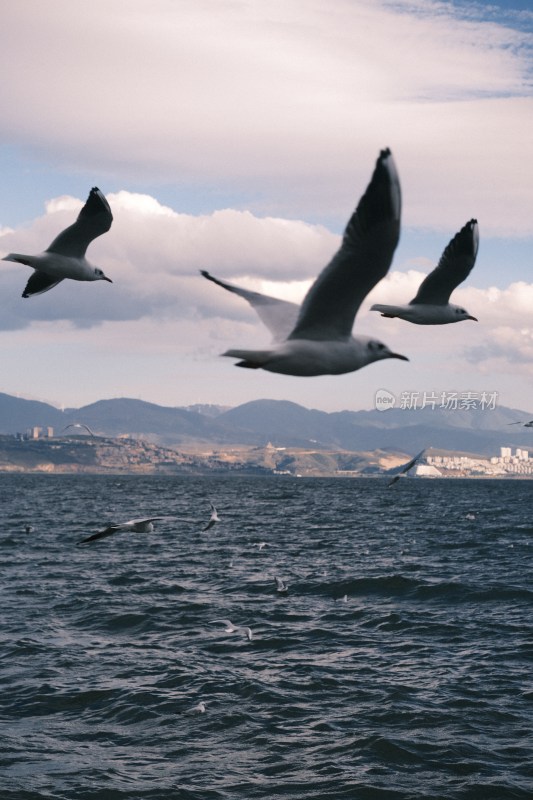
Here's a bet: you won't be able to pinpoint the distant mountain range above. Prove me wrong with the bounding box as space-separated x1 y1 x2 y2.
1 392 532 456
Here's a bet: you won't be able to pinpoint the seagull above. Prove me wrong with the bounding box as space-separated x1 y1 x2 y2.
255 541 267 550
508 420 533 428
3 187 113 298
202 503 219 531
210 619 253 641
371 219 479 324
63 423 95 437
388 449 426 486
201 148 407 375
275 577 288 593
187 701 207 714
77 517 166 544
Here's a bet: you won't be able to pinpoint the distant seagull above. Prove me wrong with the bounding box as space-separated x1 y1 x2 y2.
508 420 533 428
187 701 206 714
388 449 426 486
77 517 166 544
255 541 267 550
465 512 476 520
275 577 288 593
210 619 253 641
202 503 219 531
3 187 113 298
63 423 95 437
371 219 479 324
24 525 34 533
201 148 407 375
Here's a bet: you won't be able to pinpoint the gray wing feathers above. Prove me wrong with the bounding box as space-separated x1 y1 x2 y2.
46 187 113 258
409 219 478 305
288 148 401 341
201 270 300 342
22 271 65 298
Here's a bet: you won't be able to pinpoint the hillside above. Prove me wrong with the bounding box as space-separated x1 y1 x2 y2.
0 392 532 456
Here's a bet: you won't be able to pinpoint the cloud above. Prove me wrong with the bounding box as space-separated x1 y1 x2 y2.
0 190 338 329
1 188 531 336
0 1 532 233
0 185 531 414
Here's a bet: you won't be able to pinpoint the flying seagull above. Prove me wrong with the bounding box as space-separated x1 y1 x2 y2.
3 187 113 298
371 219 479 324
209 619 253 641
77 517 166 544
201 148 407 375
388 449 426 487
508 420 533 428
186 701 207 715
63 423 95 437
202 503 219 531
275 577 288 593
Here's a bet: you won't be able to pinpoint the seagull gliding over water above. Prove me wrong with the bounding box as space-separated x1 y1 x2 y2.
210 619 253 641
78 517 166 544
203 503 220 531
388 449 426 487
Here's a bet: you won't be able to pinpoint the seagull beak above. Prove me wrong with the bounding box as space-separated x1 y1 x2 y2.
103 276 113 283
389 352 409 361
467 315 477 321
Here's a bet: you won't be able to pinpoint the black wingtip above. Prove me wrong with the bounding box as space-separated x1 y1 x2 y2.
82 187 112 222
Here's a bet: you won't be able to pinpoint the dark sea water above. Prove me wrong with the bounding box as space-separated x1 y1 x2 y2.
1 474 532 800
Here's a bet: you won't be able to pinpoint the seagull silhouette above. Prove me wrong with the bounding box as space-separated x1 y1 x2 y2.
63 423 95 437
371 219 479 324
202 503 219 531
201 148 407 375
78 517 166 544
3 187 113 297
210 619 253 641
388 449 426 486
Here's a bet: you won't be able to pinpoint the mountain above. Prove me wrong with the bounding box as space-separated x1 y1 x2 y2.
0 392 532 456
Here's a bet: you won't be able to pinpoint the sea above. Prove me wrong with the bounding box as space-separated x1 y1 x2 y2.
1 474 532 800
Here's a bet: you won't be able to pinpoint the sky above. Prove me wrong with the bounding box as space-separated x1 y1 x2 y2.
0 0 532 414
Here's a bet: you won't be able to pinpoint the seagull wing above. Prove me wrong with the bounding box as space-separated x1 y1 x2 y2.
387 448 426 486
46 187 113 258
409 219 479 305
63 423 95 436
77 525 122 544
201 270 300 342
398 448 426 475
287 148 401 341
22 271 65 298
128 517 167 532
210 619 234 629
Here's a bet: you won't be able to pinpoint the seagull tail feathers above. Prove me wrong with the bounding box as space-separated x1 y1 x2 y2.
222 349 273 369
2 253 32 265
370 303 397 318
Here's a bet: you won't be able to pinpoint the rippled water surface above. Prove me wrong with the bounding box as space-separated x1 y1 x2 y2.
1 475 532 799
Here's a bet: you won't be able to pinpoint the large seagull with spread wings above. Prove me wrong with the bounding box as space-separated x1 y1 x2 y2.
202 148 407 376
3 187 113 298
